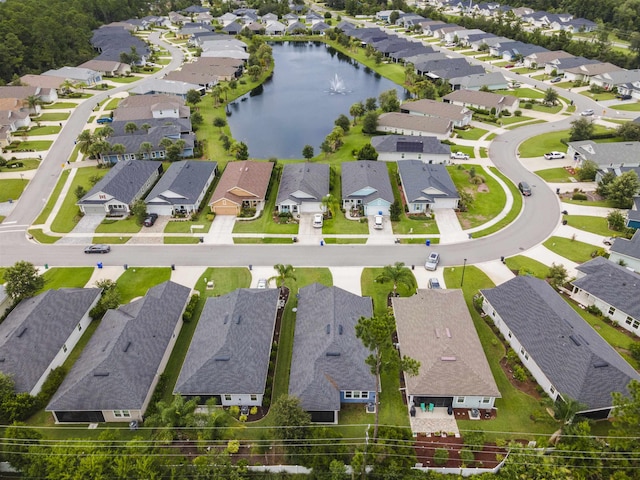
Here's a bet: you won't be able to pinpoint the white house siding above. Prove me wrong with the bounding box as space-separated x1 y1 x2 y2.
299 201 323 213
609 252 640 273
451 395 496 410
408 198 458 211
570 287 640 337
377 152 450 164
364 199 391 216
102 409 143 423
377 125 450 140
220 393 263 407
481 299 560 402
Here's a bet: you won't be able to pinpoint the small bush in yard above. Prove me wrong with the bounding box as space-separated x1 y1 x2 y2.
434 448 449 466
572 193 588 201
460 448 475 466
182 294 199 322
227 440 240 454
229 405 240 418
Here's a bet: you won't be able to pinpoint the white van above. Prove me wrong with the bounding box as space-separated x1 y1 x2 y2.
374 215 383 229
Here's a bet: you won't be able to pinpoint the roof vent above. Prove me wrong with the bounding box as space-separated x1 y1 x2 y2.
435 328 440 338
0 358 5 362
441 356 457 361
93 372 109 377
223 314 229 325
445 328 451 338
123 341 132 352
593 360 609 368
569 335 581 346
16 327 27 338
326 324 331 334
326 351 341 357
215 355 230 361
235 315 242 325
338 325 343 335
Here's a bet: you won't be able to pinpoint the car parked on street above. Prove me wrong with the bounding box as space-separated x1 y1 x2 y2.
544 151 565 160
143 213 158 227
425 252 440 271
84 244 111 254
580 109 594 116
550 76 563 83
518 182 532 196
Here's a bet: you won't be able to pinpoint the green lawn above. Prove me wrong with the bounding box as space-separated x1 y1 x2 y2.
27 228 60 244
92 236 131 244
24 125 62 135
444 266 559 440
562 198 618 208
323 165 369 235
495 88 544 99
504 255 549 279
446 144 475 158
455 127 488 140
164 236 201 244
361 267 417 314
323 237 367 244
11 140 53 151
104 98 121 110
563 215 617 236
449 165 506 229
0 179 27 202
387 163 439 235
51 167 107 233
95 217 142 234
520 124 616 157
472 167 523 238
42 102 77 109
34 169 69 225
109 76 144 84
543 236 602 263
0 268 5 283
1 158 40 171
164 216 213 233
609 102 640 112
116 267 172 303
233 237 295 244
528 103 562 114
499 115 534 126
505 119 546 130
535 167 573 183
40 267 94 291
579 91 617 101
36 112 70 122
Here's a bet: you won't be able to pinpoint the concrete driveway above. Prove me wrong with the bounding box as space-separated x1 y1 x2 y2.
204 215 236 244
433 209 467 244
56 214 105 245
298 213 323 245
366 215 394 245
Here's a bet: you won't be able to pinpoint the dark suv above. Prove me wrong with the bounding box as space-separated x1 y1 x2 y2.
143 213 158 227
518 182 532 196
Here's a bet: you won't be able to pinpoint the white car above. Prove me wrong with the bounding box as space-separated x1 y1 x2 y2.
425 252 440 271
313 213 323 228
544 151 565 160
580 109 594 116
256 278 268 289
450 151 470 160
373 215 384 229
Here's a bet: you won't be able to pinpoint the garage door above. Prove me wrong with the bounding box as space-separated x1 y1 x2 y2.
364 205 390 216
147 205 173 216
214 205 238 215
81 205 107 215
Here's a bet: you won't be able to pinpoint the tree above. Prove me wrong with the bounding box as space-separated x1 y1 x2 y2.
612 380 640 450
131 199 147 225
605 170 640 208
76 130 97 157
4 260 44 301
389 10 400 24
334 114 351 133
321 194 333 214
145 395 200 442
141 123 151 133
576 159 598 181
138 142 153 160
190 111 203 128
231 141 249 160
213 116 227 132
270 395 311 461
1 423 42 471
357 143 378 160
186 89 202 106
165 143 182 162
365 97 377 111
607 210 627 231
617 121 640 141
356 313 420 441
543 87 559 105
378 89 399 112
570 117 595 141
547 263 568 288
124 122 138 135
349 101 365 125
74 185 87 200
553 396 586 424
389 200 402 221
302 144 314 160
24 94 40 113
89 279 120 320
269 264 296 289
362 111 379 135
376 262 415 296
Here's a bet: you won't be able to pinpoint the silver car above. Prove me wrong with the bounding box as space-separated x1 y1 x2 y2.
425 252 440 271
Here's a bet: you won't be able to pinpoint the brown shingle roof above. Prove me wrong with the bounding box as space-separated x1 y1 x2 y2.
211 160 274 206
392 290 501 398
20 75 65 89
378 112 452 135
401 99 470 122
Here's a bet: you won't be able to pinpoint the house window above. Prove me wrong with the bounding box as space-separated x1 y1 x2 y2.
520 347 525 355
401 153 405 159
113 410 131 418
361 392 369 399
550 386 555 395
345 391 353 399
114 410 122 417
633 320 640 329
626 316 633 325
99 194 106 200
224 394 232 401
457 397 465 403
62 344 67 353
507 331 512 338
78 324 82 331
524 352 529 360
608 306 616 316
250 394 258 401
482 397 490 403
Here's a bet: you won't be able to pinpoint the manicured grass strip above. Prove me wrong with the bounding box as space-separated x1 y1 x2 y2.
609 102 640 111
11 140 53 151
0 179 27 202
505 119 546 130
542 236 602 263
1 158 40 171
95 217 141 234
455 127 488 140
164 217 213 233
499 115 534 126
562 198 617 208
24 125 61 135
519 125 614 158
504 255 549 279
164 236 201 244
36 112 71 122
322 238 367 244
109 76 144 84
27 229 60 244
51 167 108 233
579 91 617 101
233 237 295 244
104 98 121 110
495 88 544 99
361 267 416 315
0 268 5 283
535 167 573 183
116 267 172 303
92 236 131 244
34 169 69 225
563 215 617 236
40 267 94 291
472 167 523 238
43 102 78 109
449 165 505 229
447 144 475 158
400 237 439 244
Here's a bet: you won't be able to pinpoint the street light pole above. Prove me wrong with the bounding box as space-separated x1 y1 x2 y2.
460 258 467 287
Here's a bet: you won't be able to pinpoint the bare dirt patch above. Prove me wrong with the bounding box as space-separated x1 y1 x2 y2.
414 434 507 469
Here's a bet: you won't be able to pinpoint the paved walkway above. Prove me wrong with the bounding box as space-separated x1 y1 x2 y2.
522 244 580 278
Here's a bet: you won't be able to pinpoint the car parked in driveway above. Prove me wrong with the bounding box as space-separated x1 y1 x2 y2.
425 252 440 271
544 151 565 160
518 182 532 196
374 215 384 229
257 278 268 289
550 76 563 83
580 109 594 116
143 213 158 227
84 244 111 254
312 213 323 228
603 237 617 246
96 116 113 124
428 278 441 289
450 151 469 160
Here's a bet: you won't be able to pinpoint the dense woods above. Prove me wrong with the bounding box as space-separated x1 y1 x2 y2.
0 0 151 84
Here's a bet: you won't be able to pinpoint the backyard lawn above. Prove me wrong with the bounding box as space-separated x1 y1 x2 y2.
116 267 172 303
448 164 506 229
535 167 573 183
543 236 602 263
0 179 27 202
40 267 94 291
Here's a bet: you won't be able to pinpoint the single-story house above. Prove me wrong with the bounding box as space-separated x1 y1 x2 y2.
590 69 640 91
0 288 101 396
370 135 451 164
42 66 102 86
47 281 190 423
443 89 518 115
567 141 640 176
210 160 274 215
523 50 573 69
449 72 509 91
0 85 58 105
377 112 453 140
570 256 640 336
341 160 394 216
77 160 163 215
414 58 485 81
289 283 375 423
78 59 131 77
397 160 459 212
265 20 286 35
114 94 191 122
129 79 205 99
481 276 640 419
563 62 623 83
543 56 599 76
174 288 280 407
0 285 10 315
19 74 66 92
401 99 472 128
392 290 501 421
626 197 640 229
145 160 217 216
275 163 329 214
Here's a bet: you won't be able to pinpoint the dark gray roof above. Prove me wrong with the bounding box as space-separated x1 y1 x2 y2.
341 160 394 205
568 141 640 167
397 160 459 204
105 125 195 156
610 229 640 259
78 160 161 206
91 26 150 63
276 163 329 206
289 284 375 412
481 276 640 410
47 281 190 412
174 288 280 396
0 288 101 393
370 135 450 155
552 56 599 70
145 160 217 207
389 44 433 61
109 117 192 136
573 256 640 319
416 58 485 79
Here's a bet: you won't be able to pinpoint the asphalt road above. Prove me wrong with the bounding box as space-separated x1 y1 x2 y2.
0 29 618 269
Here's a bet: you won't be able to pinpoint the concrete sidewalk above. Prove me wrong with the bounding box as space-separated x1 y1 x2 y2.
522 244 579 278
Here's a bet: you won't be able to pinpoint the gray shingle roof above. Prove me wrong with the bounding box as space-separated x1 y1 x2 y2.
276 163 329 206
174 288 280 396
78 160 162 206
397 160 459 203
0 288 101 393
610 229 640 260
104 125 195 156
481 276 640 410
289 284 375 412
573 256 640 319
392 290 501 398
341 160 394 205
109 117 192 136
47 281 190 412
568 141 640 167
370 135 450 155
145 160 217 207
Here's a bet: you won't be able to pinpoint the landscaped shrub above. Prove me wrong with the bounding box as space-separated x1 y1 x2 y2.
229 405 240 418
182 294 199 323
36 366 68 408
459 448 475 466
463 430 485 448
514 110 522 116
524 103 533 109
434 448 449 466
572 193 588 201
227 440 240 453
513 365 528 382
585 305 602 316
250 406 258 415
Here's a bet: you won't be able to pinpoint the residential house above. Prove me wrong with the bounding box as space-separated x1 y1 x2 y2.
415 57 485 81
210 160 274 215
449 72 508 91
169 11 190 25
77 160 162 215
145 160 217 216
0 110 31 148
626 197 640 229
174 288 280 407
489 41 548 61
443 89 518 115
481 276 640 418
390 44 434 63
90 25 149 66
591 69 640 91
0 288 101 396
19 74 66 92
397 160 459 212
370 135 451 163
563 62 623 83
447 28 485 44
376 10 403 22
286 21 307 34
109 117 192 137
47 281 190 423
392 290 500 422
377 112 453 140
468 35 509 51
0 85 58 105
341 160 394 216
396 13 426 27
275 163 329 215
524 50 573 69
567 141 640 179
0 285 9 315
261 13 278 23
544 56 599 76
553 18 597 33
571 256 640 336
609 224 640 270
462 32 497 48
129 79 205 98
114 94 191 122
217 12 238 26
401 98 473 128
289 284 375 423
266 20 286 35
418 21 449 36
311 22 330 34
78 60 131 77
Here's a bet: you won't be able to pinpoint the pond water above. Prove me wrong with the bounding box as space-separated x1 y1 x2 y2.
226 41 408 159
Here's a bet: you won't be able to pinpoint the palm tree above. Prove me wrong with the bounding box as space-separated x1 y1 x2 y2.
24 95 40 114
97 126 114 139
321 194 332 215
141 123 152 133
61 79 76 95
376 262 415 297
76 130 96 156
124 122 138 135
268 264 296 290
138 142 153 159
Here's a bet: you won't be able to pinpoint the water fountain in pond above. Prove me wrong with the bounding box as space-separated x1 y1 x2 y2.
328 73 348 94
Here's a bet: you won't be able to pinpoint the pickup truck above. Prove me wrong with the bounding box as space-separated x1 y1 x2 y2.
450 151 470 160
